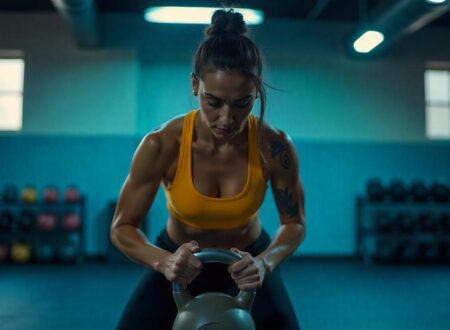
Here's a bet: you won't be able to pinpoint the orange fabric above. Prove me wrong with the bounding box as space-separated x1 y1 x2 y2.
162 109 267 229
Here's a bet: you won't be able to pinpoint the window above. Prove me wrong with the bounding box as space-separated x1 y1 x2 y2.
425 69 450 139
0 57 25 131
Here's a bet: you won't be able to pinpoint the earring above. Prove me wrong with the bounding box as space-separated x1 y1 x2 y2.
193 89 198 96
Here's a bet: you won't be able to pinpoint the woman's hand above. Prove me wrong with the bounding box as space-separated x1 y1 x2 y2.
227 248 269 290
160 240 203 287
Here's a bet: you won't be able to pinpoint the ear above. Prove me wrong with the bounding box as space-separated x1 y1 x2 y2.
191 72 199 93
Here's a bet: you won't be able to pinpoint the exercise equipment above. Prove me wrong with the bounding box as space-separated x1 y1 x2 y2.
22 186 38 203
67 232 81 246
439 213 450 233
0 240 9 262
18 210 35 231
373 239 400 263
443 242 450 263
408 180 429 202
0 211 13 230
430 180 449 203
373 211 396 233
11 241 32 263
422 242 441 263
37 213 57 231
63 213 81 231
399 240 422 263
396 212 415 233
2 184 18 203
35 243 56 263
416 212 438 233
387 179 407 202
64 186 80 203
366 178 385 202
373 238 400 263
172 248 256 330
57 243 78 262
43 185 59 203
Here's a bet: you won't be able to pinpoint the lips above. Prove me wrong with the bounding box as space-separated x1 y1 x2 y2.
215 127 234 135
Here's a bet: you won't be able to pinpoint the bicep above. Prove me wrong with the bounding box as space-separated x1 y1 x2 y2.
112 134 165 229
269 132 305 225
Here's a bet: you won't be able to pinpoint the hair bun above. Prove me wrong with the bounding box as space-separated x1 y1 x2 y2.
206 9 247 37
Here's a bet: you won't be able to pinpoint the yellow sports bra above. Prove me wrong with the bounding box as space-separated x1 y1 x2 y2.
162 109 267 230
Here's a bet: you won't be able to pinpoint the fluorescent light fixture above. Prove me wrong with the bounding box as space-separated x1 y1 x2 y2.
353 31 384 53
426 0 447 4
144 6 264 25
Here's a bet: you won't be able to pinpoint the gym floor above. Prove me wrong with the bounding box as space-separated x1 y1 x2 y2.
1 258 449 330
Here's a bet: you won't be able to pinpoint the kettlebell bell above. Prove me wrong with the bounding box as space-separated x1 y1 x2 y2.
172 248 256 330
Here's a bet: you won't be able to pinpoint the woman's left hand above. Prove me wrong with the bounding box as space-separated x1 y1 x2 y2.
227 248 268 290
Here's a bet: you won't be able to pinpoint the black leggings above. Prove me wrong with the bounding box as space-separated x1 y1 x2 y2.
116 228 300 330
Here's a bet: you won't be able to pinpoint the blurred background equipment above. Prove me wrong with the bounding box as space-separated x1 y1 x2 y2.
0 184 85 264
357 178 450 265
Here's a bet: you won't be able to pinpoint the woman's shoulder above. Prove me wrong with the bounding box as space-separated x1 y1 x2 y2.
257 118 297 173
257 118 290 147
140 112 190 156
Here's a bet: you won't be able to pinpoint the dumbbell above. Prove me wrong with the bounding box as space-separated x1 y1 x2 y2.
373 239 400 263
11 241 32 263
439 213 450 233
387 179 407 202
0 211 13 231
430 180 449 203
422 242 441 264
398 240 422 263
0 240 9 263
408 180 429 202
34 243 56 263
373 211 397 233
43 185 59 204
366 178 385 202
2 184 18 203
443 242 450 264
395 212 415 233
64 185 80 203
37 213 57 231
57 243 78 263
63 213 81 231
22 186 38 204
18 210 35 231
416 212 439 233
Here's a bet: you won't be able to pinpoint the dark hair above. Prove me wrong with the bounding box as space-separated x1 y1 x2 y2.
193 9 267 157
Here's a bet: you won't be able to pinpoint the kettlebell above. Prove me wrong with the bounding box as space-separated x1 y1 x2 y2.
172 248 256 330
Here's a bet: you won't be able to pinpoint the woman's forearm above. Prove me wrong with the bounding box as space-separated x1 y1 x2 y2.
256 222 305 273
111 224 171 272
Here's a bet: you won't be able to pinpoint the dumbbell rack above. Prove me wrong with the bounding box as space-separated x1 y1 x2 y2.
356 196 450 265
0 197 85 264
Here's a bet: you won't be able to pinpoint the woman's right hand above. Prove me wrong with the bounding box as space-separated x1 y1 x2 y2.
160 240 203 286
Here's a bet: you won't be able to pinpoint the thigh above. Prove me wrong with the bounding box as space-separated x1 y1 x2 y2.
251 268 301 330
116 269 176 330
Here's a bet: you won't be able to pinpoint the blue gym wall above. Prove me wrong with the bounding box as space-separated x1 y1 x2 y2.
0 13 449 256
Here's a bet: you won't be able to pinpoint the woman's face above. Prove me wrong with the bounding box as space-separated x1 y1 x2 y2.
192 69 257 141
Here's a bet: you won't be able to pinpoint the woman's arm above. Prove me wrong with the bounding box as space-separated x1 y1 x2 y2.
255 129 306 273
110 132 172 271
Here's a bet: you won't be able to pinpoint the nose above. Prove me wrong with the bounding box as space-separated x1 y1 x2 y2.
219 106 235 127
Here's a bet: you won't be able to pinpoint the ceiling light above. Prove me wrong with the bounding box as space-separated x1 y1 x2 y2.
353 31 385 53
144 6 264 25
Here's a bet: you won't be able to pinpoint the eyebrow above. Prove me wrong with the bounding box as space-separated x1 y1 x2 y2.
204 92 253 102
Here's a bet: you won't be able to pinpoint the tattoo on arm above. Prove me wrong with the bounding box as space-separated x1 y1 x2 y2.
270 140 291 169
273 187 299 217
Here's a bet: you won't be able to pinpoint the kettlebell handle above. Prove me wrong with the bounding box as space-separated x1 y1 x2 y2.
172 248 256 294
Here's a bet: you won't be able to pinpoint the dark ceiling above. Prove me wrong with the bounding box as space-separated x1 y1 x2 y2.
1 0 449 27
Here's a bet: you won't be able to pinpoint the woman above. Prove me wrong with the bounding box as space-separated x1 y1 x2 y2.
111 9 305 330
